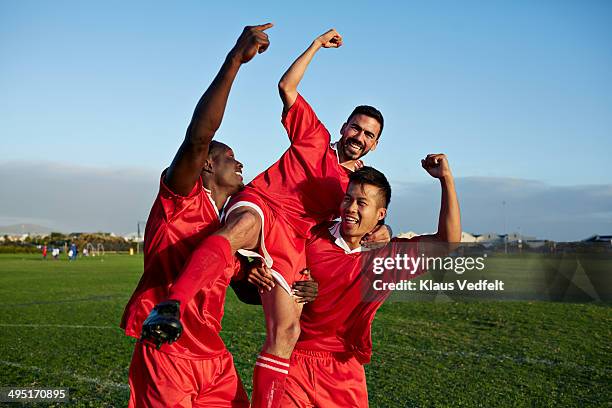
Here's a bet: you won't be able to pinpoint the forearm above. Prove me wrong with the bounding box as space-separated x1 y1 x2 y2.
278 41 322 108
188 54 242 145
165 25 271 195
165 55 242 195
436 176 461 242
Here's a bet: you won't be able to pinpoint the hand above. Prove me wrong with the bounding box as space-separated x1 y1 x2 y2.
421 154 452 179
361 224 392 249
229 23 273 64
316 29 343 48
246 258 275 293
292 269 318 303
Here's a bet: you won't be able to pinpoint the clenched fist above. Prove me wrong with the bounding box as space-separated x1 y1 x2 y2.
421 154 452 179
315 29 343 48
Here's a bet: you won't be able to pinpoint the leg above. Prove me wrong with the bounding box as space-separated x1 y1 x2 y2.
260 285 303 358
128 342 197 408
142 208 262 346
314 356 369 408
169 207 261 307
217 207 262 252
251 286 303 408
281 350 317 408
194 352 250 408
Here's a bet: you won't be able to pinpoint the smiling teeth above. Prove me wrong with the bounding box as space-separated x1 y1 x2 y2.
345 216 359 223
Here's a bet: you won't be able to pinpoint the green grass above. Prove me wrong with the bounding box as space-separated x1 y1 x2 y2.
0 254 610 407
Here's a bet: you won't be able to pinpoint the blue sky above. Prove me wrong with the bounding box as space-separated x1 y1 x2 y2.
1 1 611 239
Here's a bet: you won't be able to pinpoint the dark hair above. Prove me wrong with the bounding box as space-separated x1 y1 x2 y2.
347 105 384 138
349 166 391 208
208 140 230 160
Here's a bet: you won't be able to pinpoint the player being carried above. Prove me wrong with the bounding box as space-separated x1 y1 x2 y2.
121 24 274 408
142 28 391 407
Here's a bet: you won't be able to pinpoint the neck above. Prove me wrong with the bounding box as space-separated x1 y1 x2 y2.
341 232 364 250
203 181 231 212
340 160 359 171
337 147 360 171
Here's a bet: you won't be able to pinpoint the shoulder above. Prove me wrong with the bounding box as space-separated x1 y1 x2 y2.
160 169 203 200
308 222 336 244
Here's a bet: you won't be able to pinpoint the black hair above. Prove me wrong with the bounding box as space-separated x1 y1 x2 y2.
347 105 384 138
208 140 230 160
349 166 391 208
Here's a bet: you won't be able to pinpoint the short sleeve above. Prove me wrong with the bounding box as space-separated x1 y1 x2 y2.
157 170 203 221
281 93 330 146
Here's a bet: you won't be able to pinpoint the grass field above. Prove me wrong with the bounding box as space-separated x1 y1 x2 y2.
0 253 610 407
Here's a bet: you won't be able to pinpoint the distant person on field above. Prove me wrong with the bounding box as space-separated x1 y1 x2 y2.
69 243 77 260
42 245 47 260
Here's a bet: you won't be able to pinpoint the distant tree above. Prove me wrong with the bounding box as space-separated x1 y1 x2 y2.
49 232 67 241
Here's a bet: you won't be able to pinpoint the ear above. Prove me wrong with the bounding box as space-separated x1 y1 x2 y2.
377 207 387 222
202 158 214 174
340 122 347 135
371 139 378 152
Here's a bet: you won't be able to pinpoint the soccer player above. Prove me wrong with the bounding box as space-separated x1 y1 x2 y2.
143 28 391 408
281 160 461 407
120 24 273 408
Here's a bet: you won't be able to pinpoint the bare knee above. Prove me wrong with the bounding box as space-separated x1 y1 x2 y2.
219 209 261 251
266 319 301 355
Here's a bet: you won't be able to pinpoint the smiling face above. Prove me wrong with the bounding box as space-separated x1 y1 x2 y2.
205 144 244 194
338 114 381 162
340 182 387 242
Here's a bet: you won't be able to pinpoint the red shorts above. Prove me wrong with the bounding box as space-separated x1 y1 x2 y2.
281 349 369 408
224 190 307 294
128 343 249 408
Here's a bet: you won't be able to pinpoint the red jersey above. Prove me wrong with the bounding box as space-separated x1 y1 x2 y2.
244 94 359 238
296 222 421 364
120 172 238 359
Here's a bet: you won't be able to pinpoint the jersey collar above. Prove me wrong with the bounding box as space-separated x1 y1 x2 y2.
203 187 221 220
328 221 370 254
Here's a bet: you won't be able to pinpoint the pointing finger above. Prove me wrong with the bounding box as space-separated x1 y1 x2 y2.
254 22 274 31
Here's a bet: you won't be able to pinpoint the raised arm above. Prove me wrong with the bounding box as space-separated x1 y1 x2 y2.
419 154 462 243
166 23 273 196
278 29 342 112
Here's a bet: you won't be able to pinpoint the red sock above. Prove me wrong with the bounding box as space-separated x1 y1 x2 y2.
251 352 291 408
168 235 233 312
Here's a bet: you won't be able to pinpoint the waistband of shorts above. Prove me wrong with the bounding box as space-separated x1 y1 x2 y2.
292 348 354 362
138 341 229 361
